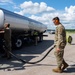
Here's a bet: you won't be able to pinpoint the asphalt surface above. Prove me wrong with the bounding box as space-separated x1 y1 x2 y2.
0 33 75 75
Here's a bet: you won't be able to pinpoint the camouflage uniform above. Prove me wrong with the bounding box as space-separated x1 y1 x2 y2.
54 23 67 68
4 27 11 58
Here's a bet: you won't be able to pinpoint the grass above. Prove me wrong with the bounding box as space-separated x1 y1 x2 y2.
66 30 75 37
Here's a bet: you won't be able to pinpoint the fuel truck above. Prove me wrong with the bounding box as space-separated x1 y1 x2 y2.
0 8 47 49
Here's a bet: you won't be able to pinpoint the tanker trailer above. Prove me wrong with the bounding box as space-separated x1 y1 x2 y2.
0 8 47 49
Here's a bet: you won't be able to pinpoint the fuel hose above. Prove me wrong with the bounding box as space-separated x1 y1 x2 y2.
3 45 55 64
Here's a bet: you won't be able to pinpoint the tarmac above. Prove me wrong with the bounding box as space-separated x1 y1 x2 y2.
0 33 75 75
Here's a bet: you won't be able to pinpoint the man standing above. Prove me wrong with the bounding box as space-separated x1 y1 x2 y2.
33 30 38 46
0 23 11 59
52 17 68 73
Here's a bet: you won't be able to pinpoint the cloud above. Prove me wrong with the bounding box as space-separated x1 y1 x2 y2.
1 0 75 29
64 6 75 20
19 1 55 15
29 5 75 29
59 5 75 29
0 0 14 5
14 1 56 29
15 1 75 29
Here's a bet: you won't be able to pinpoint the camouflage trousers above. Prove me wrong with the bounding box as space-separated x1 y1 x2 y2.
54 48 64 68
4 40 11 57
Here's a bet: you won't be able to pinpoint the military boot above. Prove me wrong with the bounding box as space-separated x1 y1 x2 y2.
62 63 69 70
52 67 62 73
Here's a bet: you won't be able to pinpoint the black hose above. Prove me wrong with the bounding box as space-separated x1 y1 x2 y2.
3 45 55 64
24 45 55 64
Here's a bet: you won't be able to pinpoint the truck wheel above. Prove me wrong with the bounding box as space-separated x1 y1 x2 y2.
15 38 23 48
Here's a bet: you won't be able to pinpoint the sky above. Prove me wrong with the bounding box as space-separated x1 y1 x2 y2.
0 0 75 29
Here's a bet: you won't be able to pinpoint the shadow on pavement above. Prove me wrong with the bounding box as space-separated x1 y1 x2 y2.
12 40 54 61
63 64 75 73
25 64 56 67
0 40 54 71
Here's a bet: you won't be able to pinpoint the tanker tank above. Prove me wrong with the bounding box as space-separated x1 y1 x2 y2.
0 8 47 33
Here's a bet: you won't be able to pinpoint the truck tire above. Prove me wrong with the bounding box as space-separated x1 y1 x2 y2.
15 38 23 49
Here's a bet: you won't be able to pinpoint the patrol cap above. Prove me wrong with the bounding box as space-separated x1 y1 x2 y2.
53 17 60 21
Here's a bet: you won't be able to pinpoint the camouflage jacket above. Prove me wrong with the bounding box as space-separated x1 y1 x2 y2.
54 23 66 48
